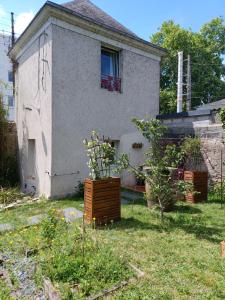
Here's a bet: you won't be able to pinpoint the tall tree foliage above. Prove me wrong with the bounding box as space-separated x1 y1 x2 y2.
0 81 8 184
151 18 225 114
0 81 18 187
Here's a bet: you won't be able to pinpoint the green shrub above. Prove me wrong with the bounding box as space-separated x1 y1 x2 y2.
220 107 225 129
0 156 19 187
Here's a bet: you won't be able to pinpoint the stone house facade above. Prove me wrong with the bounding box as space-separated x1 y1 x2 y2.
10 0 166 198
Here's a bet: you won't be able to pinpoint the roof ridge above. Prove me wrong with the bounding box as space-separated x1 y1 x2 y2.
61 0 137 37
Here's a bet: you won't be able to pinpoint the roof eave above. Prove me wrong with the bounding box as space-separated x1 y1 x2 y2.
9 1 167 59
9 3 51 59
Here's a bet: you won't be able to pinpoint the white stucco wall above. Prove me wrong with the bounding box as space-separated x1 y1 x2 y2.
0 34 14 121
16 25 53 197
15 16 161 198
119 131 150 186
50 23 160 197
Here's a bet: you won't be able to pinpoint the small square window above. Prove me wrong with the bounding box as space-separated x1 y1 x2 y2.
8 71 13 82
8 96 14 107
101 47 121 92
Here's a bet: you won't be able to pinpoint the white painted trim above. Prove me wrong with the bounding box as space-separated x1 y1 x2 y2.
51 18 161 62
15 19 52 61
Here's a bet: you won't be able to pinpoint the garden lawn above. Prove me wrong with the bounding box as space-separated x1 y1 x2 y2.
0 193 225 299
0 197 83 229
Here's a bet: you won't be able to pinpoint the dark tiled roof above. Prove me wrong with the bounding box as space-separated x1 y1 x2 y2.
62 0 137 37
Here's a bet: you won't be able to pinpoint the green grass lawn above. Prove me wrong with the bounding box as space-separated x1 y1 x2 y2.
0 197 83 229
0 193 224 299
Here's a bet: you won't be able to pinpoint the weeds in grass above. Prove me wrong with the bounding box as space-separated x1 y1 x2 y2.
0 278 13 300
38 212 132 298
0 187 24 206
40 209 68 246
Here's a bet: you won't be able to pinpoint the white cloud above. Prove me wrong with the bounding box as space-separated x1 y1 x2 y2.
0 6 6 19
15 11 34 35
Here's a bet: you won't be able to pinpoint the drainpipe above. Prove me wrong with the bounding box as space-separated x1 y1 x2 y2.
177 51 183 113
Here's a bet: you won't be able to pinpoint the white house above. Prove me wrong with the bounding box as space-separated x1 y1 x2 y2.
0 33 14 121
9 0 166 198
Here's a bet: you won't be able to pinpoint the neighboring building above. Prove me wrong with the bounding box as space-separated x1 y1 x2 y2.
0 33 14 121
9 0 166 198
196 99 225 111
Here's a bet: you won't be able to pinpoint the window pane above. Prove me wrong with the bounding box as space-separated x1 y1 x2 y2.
101 51 111 76
101 49 119 77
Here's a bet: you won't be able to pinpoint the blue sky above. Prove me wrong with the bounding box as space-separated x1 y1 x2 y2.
0 0 224 39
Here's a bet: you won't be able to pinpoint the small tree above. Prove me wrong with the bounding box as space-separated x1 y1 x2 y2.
117 118 194 220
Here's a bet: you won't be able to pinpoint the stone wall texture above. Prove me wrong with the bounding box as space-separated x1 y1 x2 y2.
200 138 225 183
161 114 225 183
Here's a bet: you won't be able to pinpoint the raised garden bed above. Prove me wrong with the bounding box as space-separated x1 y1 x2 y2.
84 177 121 225
184 171 208 203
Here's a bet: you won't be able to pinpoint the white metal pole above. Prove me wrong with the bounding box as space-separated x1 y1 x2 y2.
177 51 183 113
187 54 191 111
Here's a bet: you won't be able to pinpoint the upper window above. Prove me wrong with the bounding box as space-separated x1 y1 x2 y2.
101 47 121 92
8 71 13 82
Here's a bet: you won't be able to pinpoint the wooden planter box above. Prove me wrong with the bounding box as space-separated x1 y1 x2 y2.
184 171 208 203
84 177 121 225
221 241 225 258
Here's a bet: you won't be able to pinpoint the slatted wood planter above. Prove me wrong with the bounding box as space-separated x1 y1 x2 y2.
184 171 208 203
84 177 121 225
221 241 225 258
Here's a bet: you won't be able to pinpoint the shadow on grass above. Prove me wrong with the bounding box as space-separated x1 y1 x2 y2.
165 214 222 243
173 204 202 214
122 198 146 207
110 217 164 232
104 209 223 244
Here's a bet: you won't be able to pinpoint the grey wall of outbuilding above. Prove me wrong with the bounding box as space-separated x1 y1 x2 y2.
16 25 53 197
50 24 160 197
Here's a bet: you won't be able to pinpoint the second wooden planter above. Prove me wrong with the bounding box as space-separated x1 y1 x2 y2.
184 171 208 203
84 177 121 225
